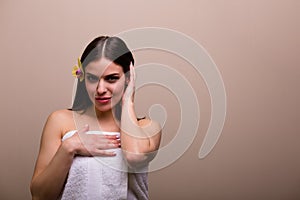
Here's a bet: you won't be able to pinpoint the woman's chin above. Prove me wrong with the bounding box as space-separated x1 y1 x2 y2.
94 102 118 113
94 105 112 112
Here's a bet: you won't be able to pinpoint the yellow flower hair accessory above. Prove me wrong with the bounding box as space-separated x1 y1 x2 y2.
72 58 84 82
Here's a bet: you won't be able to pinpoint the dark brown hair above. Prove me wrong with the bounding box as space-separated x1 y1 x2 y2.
71 36 134 120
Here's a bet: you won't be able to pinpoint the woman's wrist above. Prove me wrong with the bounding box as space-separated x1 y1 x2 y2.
61 138 77 157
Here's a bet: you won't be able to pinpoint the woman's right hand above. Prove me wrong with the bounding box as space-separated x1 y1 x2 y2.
64 124 121 157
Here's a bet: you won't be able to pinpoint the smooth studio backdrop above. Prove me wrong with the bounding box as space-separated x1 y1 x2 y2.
0 0 299 199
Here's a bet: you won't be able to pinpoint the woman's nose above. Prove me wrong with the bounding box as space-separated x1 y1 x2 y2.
96 80 107 94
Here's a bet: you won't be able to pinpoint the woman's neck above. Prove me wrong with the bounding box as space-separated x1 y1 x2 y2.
85 106 120 131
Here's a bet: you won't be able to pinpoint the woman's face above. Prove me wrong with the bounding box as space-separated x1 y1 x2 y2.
84 58 126 113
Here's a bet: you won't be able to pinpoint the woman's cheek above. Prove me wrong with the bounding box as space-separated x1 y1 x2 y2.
112 84 125 101
86 83 97 101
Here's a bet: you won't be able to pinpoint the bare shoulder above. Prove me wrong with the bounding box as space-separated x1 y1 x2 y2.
48 109 73 121
138 118 162 136
137 118 159 127
45 109 75 136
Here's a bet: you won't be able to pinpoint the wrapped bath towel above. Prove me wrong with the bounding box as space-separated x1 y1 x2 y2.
59 130 128 200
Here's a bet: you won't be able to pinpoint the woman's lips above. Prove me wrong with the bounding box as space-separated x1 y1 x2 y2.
95 97 111 104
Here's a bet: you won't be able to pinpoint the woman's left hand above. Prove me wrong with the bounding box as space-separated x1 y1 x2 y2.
122 63 136 106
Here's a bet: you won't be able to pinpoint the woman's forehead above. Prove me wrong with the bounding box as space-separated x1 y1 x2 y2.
85 58 124 76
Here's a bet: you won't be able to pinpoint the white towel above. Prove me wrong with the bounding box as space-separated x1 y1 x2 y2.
60 131 128 200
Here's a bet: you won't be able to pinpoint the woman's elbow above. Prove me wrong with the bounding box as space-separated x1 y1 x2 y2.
123 150 158 169
124 151 147 166
30 181 42 200
30 180 37 199
30 180 54 200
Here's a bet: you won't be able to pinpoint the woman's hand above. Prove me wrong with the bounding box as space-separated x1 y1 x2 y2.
122 63 136 106
64 125 121 157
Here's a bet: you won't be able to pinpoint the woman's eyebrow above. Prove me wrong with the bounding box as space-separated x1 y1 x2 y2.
86 72 98 76
86 72 121 78
104 73 120 77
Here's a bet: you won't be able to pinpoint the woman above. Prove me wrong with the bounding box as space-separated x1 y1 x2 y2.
30 36 162 200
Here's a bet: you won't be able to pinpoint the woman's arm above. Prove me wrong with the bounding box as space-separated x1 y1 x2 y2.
30 110 78 200
121 102 162 168
30 110 119 200
121 64 162 168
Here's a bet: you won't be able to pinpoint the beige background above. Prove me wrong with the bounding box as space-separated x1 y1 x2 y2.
1 0 299 199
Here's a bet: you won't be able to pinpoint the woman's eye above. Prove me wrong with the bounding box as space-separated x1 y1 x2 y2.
106 76 119 83
86 75 99 82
